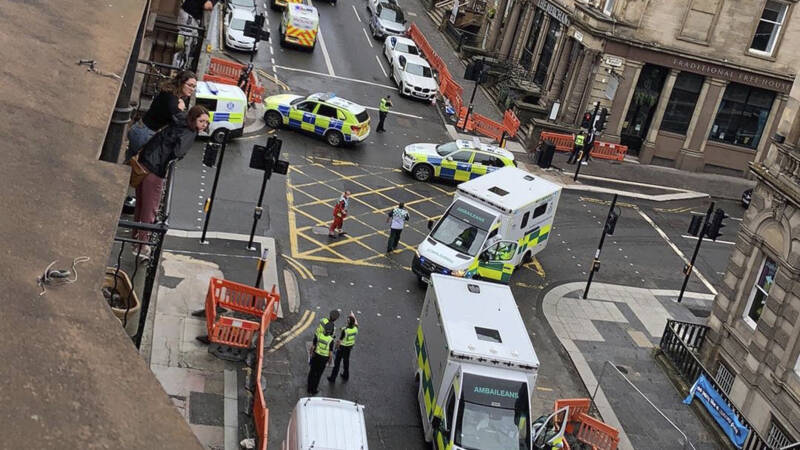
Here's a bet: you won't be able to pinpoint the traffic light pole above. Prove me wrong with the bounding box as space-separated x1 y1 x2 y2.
677 202 714 303
462 79 480 132
574 102 600 182
200 141 227 244
583 194 617 299
247 168 271 251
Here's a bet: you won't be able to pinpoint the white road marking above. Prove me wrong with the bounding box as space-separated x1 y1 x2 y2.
352 4 362 22
638 209 718 295
317 29 336 76
362 27 374 48
271 57 275 65
269 45 274 55
681 234 736 245
363 105 423 119
274 65 397 90
407 11 416 16
375 54 387 77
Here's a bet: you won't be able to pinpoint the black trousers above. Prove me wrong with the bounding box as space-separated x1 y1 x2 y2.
387 228 403 251
307 354 328 393
329 345 353 379
568 144 583 164
377 111 388 131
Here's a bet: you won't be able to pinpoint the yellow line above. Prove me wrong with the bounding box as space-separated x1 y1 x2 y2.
287 186 299 258
536 386 553 392
272 310 311 342
283 254 316 280
283 257 307 280
268 310 316 353
293 253 392 268
296 230 354 261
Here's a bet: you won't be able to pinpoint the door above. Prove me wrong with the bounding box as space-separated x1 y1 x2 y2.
315 103 338 133
433 378 458 450
477 240 518 283
471 152 504 178
620 64 668 156
290 100 318 132
439 150 474 181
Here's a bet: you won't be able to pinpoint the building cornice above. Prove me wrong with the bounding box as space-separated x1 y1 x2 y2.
750 145 800 209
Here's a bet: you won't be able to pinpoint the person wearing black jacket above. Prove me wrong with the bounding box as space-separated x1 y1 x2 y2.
132 106 209 258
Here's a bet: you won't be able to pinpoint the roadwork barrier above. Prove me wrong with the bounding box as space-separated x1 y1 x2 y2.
539 131 629 161
204 56 265 104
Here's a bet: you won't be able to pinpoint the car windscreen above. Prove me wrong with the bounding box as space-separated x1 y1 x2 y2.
230 18 247 31
405 62 432 78
435 141 459 156
396 43 419 55
379 7 403 23
290 97 305 105
430 200 494 256
456 374 530 450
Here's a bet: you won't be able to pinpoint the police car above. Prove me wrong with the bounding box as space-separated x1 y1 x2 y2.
401 139 516 182
263 93 371 146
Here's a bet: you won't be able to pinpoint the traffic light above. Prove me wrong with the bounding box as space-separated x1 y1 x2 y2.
202 142 220 167
705 208 727 241
604 210 619 235
581 112 592 129
264 135 282 172
243 20 260 39
464 60 487 83
596 107 609 132
687 215 703 236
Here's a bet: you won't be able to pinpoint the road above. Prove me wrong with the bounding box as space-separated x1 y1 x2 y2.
166 1 747 446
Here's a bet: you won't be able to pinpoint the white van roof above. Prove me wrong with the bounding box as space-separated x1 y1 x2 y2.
457 166 560 213
288 3 318 19
294 397 368 449
430 274 539 369
195 81 248 102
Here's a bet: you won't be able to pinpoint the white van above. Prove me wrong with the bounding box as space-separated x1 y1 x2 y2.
282 397 369 450
280 3 319 50
412 166 561 284
195 81 247 143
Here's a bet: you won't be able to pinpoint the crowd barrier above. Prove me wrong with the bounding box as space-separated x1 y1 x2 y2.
204 57 265 104
551 398 620 450
253 300 278 450
538 131 628 161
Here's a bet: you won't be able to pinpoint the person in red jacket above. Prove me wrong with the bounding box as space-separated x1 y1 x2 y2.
328 191 350 238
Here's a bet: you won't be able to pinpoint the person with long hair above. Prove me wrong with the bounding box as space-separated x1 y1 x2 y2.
126 70 198 161
132 105 209 259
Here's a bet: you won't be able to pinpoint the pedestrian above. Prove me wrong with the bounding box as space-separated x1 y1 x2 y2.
315 309 340 340
307 322 335 394
126 71 198 161
176 0 216 66
567 130 586 165
328 311 358 382
328 191 350 238
376 94 392 133
386 202 410 253
131 105 209 259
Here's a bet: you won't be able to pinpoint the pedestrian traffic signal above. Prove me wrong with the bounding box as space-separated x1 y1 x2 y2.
705 208 727 241
581 112 593 129
687 214 703 236
596 107 609 132
604 210 619 235
203 142 220 167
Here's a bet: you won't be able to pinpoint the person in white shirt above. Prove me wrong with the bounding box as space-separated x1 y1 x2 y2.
386 202 410 253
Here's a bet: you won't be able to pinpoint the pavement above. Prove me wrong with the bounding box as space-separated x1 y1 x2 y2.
543 282 722 450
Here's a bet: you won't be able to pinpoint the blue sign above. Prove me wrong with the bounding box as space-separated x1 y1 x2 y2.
683 374 749 448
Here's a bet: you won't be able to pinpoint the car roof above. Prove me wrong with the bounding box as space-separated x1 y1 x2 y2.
378 2 403 12
231 8 255 19
399 53 429 67
455 139 515 159
308 93 366 115
389 36 418 47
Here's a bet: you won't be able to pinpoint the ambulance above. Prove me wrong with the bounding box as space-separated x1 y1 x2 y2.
194 81 247 143
414 274 540 450
279 3 319 50
412 166 561 284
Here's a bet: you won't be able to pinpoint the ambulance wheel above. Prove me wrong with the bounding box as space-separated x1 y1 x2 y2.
412 164 433 182
211 128 229 143
264 111 283 129
521 250 532 265
325 130 344 147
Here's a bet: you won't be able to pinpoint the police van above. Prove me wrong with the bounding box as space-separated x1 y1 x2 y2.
280 3 319 49
194 81 247 143
414 274 540 449
412 166 561 284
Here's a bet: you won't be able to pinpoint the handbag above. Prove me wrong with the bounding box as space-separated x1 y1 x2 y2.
128 152 150 188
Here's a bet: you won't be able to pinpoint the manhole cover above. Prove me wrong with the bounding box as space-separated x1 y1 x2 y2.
312 265 328 277
311 226 330 235
615 365 629 375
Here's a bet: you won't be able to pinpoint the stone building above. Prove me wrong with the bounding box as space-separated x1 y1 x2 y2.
700 74 800 446
481 0 798 175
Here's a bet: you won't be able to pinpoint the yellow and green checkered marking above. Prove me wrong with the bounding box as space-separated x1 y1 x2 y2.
407 152 514 182
416 325 455 450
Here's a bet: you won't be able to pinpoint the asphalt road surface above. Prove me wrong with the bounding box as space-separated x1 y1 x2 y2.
166 1 746 446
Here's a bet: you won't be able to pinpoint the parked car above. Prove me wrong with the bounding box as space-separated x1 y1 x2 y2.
390 53 437 100
383 35 421 62
263 92 371 146
226 0 257 14
367 1 406 40
225 9 258 52
402 139 516 182
742 188 753 208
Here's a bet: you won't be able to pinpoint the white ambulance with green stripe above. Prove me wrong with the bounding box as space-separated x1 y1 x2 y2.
412 166 561 284
414 274 539 450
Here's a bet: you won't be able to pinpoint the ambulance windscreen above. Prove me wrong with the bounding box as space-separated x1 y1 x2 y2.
456 373 530 450
430 200 494 256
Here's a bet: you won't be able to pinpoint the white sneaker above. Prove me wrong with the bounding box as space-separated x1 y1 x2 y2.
581 161 588 165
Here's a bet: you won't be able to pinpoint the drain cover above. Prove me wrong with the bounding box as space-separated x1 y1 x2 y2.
615 365 629 375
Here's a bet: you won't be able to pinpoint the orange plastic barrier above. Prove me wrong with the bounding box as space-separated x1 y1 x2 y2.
203 57 264 104
554 398 591 434
591 141 628 161
253 307 274 450
539 131 574 152
503 109 520 138
575 412 620 450
204 278 279 349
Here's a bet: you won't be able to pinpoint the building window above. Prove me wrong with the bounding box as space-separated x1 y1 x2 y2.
750 1 788 55
709 83 775 149
603 0 616 16
743 256 777 326
714 362 734 395
520 9 545 70
533 19 561 86
766 420 793 448
660 73 704 135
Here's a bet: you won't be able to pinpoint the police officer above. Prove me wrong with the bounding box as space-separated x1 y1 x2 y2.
315 309 340 340
568 131 586 165
328 311 358 382
376 95 392 133
307 322 335 394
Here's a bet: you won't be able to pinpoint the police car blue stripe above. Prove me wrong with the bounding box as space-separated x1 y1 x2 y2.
439 168 455 179
314 126 325 135
427 157 442 164
330 120 343 130
288 119 302 128
213 113 229 122
277 105 290 115
302 113 315 124
456 162 470 171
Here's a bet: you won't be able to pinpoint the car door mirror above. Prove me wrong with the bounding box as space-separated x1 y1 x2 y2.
427 219 434 230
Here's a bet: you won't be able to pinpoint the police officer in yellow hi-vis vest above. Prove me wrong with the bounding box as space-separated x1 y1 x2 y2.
328 311 359 382
315 309 340 340
307 322 335 394
376 94 392 133
568 130 586 165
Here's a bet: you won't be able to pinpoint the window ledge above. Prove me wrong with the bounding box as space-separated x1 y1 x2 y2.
658 130 688 138
706 139 759 153
745 49 777 62
676 35 711 47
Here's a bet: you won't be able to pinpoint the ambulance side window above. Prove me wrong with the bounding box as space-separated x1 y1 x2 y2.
316 104 338 118
443 389 456 436
520 211 530 229
532 203 548 219
196 98 216 112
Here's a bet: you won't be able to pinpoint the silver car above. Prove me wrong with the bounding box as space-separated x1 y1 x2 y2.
367 1 406 40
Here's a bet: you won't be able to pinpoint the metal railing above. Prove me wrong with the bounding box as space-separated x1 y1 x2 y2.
443 20 481 52
659 319 770 450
